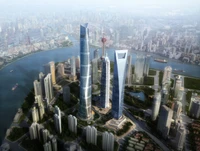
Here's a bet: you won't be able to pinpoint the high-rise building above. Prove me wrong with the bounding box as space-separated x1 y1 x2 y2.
86 126 97 145
29 123 38 140
102 131 114 151
70 56 76 76
78 23 92 120
151 92 161 121
43 141 52 151
100 56 110 108
34 95 45 120
112 50 128 119
54 106 62 134
44 64 51 75
174 76 182 98
57 63 65 76
162 66 172 85
94 49 99 59
32 106 39 123
177 87 184 102
126 55 132 86
157 105 173 139
134 55 145 84
42 129 50 143
173 101 182 122
143 55 150 76
39 72 45 97
51 137 57 151
44 74 54 105
76 56 80 69
63 85 70 104
92 58 99 84
49 61 56 85
189 93 200 118
68 114 77 134
34 80 42 96
175 126 186 151
161 86 169 104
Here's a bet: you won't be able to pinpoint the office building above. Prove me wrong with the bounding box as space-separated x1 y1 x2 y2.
54 106 62 134
43 141 52 151
126 55 132 86
173 101 182 122
70 56 76 76
143 55 150 76
68 114 77 134
161 86 169 104
51 137 57 151
33 80 42 96
112 50 128 119
151 92 161 121
157 105 173 139
42 129 50 143
49 61 56 85
76 56 80 69
63 85 70 104
134 55 145 84
78 23 92 120
44 64 51 75
177 87 184 102
32 106 39 123
189 93 200 118
162 66 172 85
44 73 54 105
94 49 99 59
102 132 114 151
29 123 38 140
86 126 97 145
92 58 99 84
174 76 182 98
57 63 65 76
175 126 186 151
100 56 110 108
39 72 45 97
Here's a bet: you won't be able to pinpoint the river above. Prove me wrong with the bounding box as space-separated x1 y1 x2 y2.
0 38 200 143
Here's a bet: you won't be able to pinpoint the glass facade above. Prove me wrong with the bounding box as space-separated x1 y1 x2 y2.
78 23 92 119
112 50 128 119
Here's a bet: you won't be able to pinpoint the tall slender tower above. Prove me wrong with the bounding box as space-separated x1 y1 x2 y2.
151 92 161 121
112 50 128 119
44 73 53 105
100 55 110 108
78 23 92 120
49 61 56 85
162 66 172 85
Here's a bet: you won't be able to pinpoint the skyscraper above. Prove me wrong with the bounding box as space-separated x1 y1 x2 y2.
68 114 77 134
43 141 52 151
100 56 110 108
57 63 65 77
54 106 62 134
51 137 57 151
157 105 173 139
189 93 200 118
112 50 128 119
151 92 161 121
143 55 150 76
70 56 76 76
78 23 92 120
32 106 39 123
92 58 99 84
126 55 132 86
174 75 182 98
173 101 182 122
94 49 99 59
49 61 56 85
134 55 145 84
161 86 169 104
86 126 97 145
29 123 39 140
102 132 114 151
162 66 172 85
76 56 80 69
39 72 45 97
33 80 42 96
44 73 53 105
42 129 50 143
175 126 186 151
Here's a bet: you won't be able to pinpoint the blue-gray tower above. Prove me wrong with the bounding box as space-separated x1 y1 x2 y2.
78 23 92 120
112 50 128 119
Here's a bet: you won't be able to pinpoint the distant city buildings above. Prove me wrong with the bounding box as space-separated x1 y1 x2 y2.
112 50 128 119
102 131 114 151
70 56 76 77
189 93 200 118
143 55 150 76
54 106 62 134
100 56 110 108
78 23 92 120
68 114 77 134
86 126 97 145
157 105 173 139
151 92 161 121
94 49 99 59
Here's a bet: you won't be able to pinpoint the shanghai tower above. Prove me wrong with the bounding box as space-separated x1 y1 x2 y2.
78 23 92 120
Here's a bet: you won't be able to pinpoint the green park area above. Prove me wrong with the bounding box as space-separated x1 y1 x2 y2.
116 121 133 136
21 89 35 114
184 77 200 90
7 127 28 142
148 69 156 76
143 76 154 85
21 139 43 151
